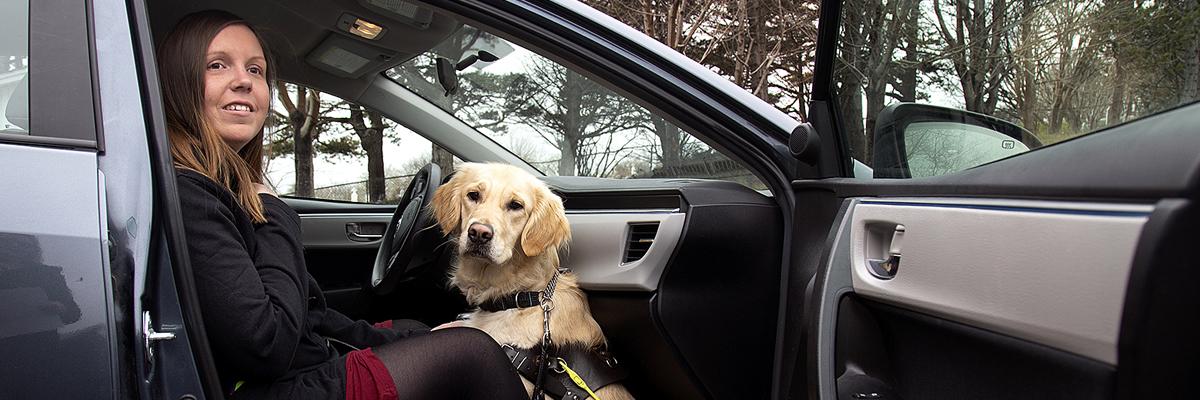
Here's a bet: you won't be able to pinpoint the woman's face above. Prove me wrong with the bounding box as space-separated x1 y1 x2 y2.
203 24 269 151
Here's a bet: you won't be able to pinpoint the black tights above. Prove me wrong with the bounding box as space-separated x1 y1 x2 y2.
371 328 527 399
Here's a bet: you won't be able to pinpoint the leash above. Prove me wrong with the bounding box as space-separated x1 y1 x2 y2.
480 268 621 399
531 267 566 400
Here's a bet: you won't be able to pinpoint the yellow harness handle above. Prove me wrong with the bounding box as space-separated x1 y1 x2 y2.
557 358 602 400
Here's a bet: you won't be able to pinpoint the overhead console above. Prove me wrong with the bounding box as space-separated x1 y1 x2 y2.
304 0 460 79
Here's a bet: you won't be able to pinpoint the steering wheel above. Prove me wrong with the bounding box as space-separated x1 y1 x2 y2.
371 163 443 295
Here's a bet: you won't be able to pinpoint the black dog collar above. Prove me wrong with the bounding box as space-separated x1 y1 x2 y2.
479 291 543 312
476 267 568 312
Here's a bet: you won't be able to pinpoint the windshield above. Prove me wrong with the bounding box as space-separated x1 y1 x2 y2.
384 25 767 189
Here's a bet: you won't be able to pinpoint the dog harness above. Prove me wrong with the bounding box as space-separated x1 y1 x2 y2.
502 343 628 400
476 267 629 400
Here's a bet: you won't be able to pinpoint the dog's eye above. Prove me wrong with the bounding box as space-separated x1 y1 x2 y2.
467 191 480 202
507 201 524 211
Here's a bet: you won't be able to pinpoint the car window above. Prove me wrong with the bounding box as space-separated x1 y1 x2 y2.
383 25 767 191
0 0 28 135
0 0 98 146
836 0 1200 178
263 82 460 203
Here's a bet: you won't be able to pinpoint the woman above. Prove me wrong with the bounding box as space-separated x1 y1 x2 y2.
160 10 527 399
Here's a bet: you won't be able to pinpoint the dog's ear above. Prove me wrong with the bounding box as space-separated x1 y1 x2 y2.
430 171 464 236
520 187 570 257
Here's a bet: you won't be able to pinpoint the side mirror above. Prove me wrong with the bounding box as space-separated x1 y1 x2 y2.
871 103 1041 178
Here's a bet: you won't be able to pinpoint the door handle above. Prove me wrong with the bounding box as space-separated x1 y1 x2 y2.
867 224 905 279
346 222 386 242
349 232 383 240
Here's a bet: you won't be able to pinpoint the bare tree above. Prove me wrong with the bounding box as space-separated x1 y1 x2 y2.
324 104 391 203
506 60 648 176
275 82 323 197
837 0 920 162
1179 0 1200 105
584 0 721 171
930 0 1016 115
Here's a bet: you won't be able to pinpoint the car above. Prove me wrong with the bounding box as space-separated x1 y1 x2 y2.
1 0 1197 399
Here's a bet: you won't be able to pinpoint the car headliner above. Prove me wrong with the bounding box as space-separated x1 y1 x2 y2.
150 0 460 103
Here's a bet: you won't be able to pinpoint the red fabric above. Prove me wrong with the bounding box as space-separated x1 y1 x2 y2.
345 348 397 400
372 320 393 329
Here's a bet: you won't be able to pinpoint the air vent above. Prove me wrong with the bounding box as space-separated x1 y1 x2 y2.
623 222 660 263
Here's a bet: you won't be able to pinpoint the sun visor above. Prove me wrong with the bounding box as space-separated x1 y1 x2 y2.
305 33 399 79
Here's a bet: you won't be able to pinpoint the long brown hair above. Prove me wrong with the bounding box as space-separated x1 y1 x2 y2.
158 10 274 223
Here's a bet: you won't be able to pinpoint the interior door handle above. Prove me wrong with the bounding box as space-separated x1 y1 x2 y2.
349 232 383 240
346 222 385 242
867 224 905 279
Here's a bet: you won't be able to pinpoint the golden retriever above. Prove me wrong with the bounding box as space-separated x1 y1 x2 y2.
431 163 633 400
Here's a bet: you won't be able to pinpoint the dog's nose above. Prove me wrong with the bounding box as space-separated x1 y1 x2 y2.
468 223 493 244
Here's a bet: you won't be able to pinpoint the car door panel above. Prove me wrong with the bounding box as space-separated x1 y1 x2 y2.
297 212 393 315
796 104 1200 399
810 197 1150 399
283 199 399 320
849 198 1149 365
298 214 392 250
0 144 114 399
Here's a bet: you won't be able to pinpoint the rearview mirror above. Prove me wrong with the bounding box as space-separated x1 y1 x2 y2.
871 103 1041 178
435 51 499 97
435 57 458 96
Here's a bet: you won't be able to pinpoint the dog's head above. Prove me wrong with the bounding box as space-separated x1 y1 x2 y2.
431 163 570 265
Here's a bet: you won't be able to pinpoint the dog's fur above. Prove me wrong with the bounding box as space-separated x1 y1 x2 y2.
431 163 632 400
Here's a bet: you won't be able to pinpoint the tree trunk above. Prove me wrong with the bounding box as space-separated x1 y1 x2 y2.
1107 51 1126 125
558 138 577 176
864 81 886 153
1018 0 1036 130
837 0 867 163
746 0 772 101
293 122 314 197
841 80 867 162
365 111 387 203
898 32 918 103
432 145 454 176
281 85 321 198
1182 0 1200 105
1048 28 1073 134
653 116 682 173
363 132 384 203
558 71 585 176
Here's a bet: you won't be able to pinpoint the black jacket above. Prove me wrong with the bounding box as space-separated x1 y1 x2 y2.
176 169 417 399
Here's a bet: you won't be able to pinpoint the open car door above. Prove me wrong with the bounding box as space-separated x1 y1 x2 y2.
780 0 1200 399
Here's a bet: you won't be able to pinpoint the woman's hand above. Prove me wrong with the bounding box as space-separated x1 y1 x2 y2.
254 182 278 197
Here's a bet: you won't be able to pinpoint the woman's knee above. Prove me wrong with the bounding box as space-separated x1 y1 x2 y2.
437 328 509 365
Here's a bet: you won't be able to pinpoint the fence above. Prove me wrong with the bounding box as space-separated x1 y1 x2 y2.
304 174 415 204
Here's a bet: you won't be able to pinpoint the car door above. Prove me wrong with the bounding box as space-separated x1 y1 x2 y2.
0 0 125 398
776 0 1200 399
